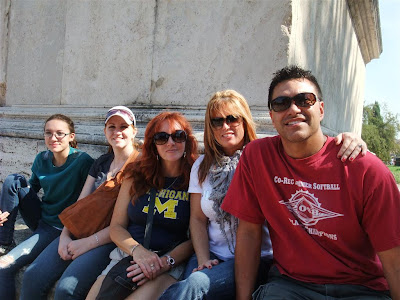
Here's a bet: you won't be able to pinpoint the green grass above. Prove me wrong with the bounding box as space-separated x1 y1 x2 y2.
388 166 400 184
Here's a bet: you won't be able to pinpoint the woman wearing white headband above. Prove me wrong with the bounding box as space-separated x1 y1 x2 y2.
21 106 141 300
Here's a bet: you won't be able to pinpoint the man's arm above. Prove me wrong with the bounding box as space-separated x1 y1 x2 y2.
377 245 400 300
235 219 263 300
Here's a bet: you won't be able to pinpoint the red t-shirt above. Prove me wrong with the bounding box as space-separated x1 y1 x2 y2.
222 136 400 290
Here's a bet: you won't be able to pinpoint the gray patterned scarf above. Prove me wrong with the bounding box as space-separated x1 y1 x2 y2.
209 149 242 254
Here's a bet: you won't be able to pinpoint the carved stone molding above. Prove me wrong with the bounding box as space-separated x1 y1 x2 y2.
0 106 276 149
347 0 382 63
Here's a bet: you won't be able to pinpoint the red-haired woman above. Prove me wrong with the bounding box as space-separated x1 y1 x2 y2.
87 111 198 300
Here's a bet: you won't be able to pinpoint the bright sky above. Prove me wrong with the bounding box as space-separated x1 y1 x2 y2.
365 0 400 120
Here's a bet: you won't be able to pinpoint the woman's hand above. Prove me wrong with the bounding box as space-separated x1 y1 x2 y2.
0 210 10 226
192 258 219 272
126 254 170 285
126 262 149 286
335 132 367 162
66 238 93 260
58 234 73 260
125 260 164 286
131 245 163 280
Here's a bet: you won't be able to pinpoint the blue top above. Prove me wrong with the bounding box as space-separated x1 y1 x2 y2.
29 147 94 228
127 177 190 253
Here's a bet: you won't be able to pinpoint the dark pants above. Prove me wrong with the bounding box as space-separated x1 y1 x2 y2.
253 266 391 300
0 173 61 299
0 173 41 245
0 220 61 299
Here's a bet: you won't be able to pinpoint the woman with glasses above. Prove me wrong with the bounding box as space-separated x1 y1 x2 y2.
158 90 367 300
0 114 94 300
86 111 198 300
20 106 141 299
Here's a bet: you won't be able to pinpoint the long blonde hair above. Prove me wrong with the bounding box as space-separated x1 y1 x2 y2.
198 90 256 184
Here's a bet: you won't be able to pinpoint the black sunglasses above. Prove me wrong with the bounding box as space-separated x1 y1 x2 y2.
270 93 319 112
153 130 187 145
210 115 241 129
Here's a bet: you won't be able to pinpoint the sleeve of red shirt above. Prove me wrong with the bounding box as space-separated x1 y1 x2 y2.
361 156 400 253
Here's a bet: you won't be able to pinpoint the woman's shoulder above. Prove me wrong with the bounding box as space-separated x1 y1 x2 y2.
31 150 53 165
37 150 52 160
70 148 94 162
193 154 205 167
94 152 114 165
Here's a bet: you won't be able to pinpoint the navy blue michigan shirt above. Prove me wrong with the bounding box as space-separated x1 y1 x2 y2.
127 177 190 252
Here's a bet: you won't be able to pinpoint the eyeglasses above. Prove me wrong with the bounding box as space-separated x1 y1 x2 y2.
153 130 187 145
210 115 241 129
270 93 319 112
44 132 71 139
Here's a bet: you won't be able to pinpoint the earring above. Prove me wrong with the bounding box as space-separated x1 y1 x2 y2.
183 151 186 158
156 155 159 161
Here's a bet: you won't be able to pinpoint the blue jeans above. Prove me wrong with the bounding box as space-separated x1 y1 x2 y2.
159 252 236 300
253 266 391 300
0 174 41 245
0 220 61 300
21 237 116 300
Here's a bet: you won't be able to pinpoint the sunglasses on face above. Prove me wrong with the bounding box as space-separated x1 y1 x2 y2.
153 130 187 145
210 115 241 129
270 93 319 112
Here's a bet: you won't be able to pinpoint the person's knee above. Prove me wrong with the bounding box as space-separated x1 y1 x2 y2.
22 263 36 284
160 273 210 300
54 276 80 300
20 265 45 298
3 174 22 192
0 254 15 269
185 271 211 292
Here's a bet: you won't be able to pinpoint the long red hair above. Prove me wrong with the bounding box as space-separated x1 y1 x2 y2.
125 111 198 199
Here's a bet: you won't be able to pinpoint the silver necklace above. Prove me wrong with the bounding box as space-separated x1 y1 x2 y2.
109 160 122 178
165 177 179 190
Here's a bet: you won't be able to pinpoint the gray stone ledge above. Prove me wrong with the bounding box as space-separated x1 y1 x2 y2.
0 105 278 147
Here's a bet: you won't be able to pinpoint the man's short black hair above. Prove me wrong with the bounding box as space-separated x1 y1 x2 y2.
268 65 323 110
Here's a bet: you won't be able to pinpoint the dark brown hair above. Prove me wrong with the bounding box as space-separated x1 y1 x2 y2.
268 65 323 110
44 114 78 148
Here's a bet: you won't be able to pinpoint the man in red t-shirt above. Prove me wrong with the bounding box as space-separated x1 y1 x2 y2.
221 66 400 300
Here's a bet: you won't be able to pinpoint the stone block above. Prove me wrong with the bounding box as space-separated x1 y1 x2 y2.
6 0 66 105
62 0 155 106
150 0 289 107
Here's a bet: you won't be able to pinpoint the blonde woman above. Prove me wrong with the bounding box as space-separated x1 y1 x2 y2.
21 106 140 300
159 90 367 299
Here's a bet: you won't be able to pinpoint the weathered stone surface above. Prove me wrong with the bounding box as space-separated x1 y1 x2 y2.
62 1 155 106
150 0 289 107
6 0 66 105
289 0 366 134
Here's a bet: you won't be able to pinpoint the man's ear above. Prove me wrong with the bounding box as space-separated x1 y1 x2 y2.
269 110 276 128
319 101 324 121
